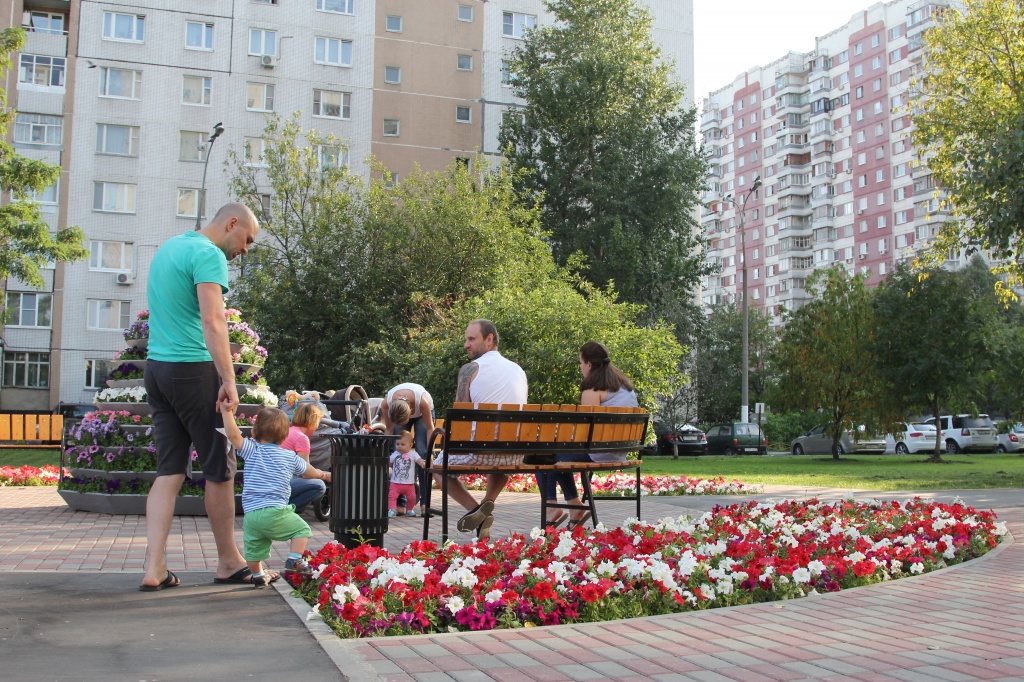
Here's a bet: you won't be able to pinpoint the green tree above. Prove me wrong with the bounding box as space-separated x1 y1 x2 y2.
691 303 775 425
227 115 552 393
873 262 999 461
0 28 86 288
771 268 881 460
499 0 710 334
910 0 1024 279
358 274 683 414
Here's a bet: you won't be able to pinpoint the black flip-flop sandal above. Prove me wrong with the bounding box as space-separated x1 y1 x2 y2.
213 567 281 585
139 570 180 592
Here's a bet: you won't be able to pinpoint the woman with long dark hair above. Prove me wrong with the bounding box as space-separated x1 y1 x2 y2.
537 342 639 530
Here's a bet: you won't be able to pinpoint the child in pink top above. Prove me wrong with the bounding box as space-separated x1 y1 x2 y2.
388 430 426 517
283 402 326 515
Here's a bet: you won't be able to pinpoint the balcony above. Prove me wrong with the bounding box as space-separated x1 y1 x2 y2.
701 109 722 128
24 29 67 57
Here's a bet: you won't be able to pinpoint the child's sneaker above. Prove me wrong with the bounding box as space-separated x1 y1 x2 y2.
252 573 269 589
387 509 397 518
405 510 417 517
284 557 311 575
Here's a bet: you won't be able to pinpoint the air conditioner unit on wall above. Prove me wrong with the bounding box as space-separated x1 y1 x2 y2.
116 273 135 285
260 55 274 68
859 254 867 260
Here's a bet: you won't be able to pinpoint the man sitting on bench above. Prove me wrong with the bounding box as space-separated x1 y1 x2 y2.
434 319 527 540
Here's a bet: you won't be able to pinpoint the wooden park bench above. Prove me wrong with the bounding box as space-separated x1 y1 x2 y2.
422 403 648 542
0 413 64 449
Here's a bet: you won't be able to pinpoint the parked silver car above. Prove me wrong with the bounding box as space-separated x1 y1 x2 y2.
997 423 1024 453
885 423 939 454
791 425 887 455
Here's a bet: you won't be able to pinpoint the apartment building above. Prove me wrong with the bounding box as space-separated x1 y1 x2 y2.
699 0 951 326
1 0 694 411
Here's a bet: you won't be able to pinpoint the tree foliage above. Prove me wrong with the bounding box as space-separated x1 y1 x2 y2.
357 275 684 413
690 303 775 425
872 260 1000 461
0 28 86 288
227 115 550 392
910 0 1024 280
499 0 710 335
771 268 881 460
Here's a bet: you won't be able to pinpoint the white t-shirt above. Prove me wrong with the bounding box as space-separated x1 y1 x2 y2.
390 450 425 484
386 383 434 419
469 350 528 405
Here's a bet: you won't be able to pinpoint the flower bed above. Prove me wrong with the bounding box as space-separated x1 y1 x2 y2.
292 497 1004 638
59 476 243 496
0 465 65 486
459 473 761 497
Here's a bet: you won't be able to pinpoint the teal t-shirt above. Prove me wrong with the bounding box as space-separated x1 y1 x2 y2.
147 231 229 362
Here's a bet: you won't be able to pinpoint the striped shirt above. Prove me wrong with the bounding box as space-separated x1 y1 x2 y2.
238 438 308 512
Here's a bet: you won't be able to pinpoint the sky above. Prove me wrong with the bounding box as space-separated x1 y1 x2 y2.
692 0 889 102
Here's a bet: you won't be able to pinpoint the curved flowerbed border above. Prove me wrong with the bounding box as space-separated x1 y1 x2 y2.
460 473 762 496
291 497 1005 638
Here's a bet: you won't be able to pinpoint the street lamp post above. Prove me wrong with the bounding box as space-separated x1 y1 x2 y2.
195 122 225 231
724 174 761 424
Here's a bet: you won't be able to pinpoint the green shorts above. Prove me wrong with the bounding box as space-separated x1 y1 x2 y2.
243 505 312 562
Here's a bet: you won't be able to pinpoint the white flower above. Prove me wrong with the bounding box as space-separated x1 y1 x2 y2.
792 567 811 584
677 550 698 578
485 589 503 603
332 583 360 603
994 521 1008 536
940 534 956 559
446 596 465 614
909 562 924 574
807 560 827 576
529 527 545 540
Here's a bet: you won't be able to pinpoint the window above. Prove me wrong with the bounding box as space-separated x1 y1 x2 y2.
458 4 473 21
244 82 275 112
890 25 902 40
384 66 401 84
249 28 277 56
858 198 868 211
99 67 141 99
103 12 144 42
19 55 65 88
895 211 909 225
871 34 880 48
96 124 139 157
185 21 213 50
854 64 863 78
503 12 536 38
854 42 863 56
243 137 265 166
5 292 52 328
317 0 353 13
317 145 345 169
24 10 64 35
501 60 512 86
457 54 472 71
85 359 115 390
182 75 212 105
313 89 350 119
875 146 885 160
855 86 863 99
383 119 400 137
3 352 49 388
315 37 352 66
456 105 472 123
93 182 136 213
259 193 272 219
873 101 883 115
877 215 887 228
179 131 208 162
856 130 866 143
253 0 278 3
894 163 907 178
878 237 889 253
15 114 62 145
87 299 131 331
894 186 907 201
386 15 402 32
877 192 886 206
873 56 882 69
29 178 58 208
177 188 203 217
876 169 886 182
856 108 865 122
894 139 907 154
857 153 867 166
858 175 867 188
89 240 133 272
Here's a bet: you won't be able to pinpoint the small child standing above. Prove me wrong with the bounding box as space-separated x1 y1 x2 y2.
388 430 425 518
222 405 332 588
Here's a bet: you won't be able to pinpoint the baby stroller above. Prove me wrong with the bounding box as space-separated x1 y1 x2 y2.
312 385 375 521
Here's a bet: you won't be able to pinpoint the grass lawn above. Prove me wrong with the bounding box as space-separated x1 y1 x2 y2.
641 453 1024 490
0 449 61 468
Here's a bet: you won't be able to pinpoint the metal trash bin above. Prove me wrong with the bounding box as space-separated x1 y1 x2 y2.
327 433 398 549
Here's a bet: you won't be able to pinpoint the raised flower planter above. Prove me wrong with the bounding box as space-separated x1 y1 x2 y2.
58 490 242 515
93 402 150 415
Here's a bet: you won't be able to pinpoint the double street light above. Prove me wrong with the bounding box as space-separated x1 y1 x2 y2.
195 122 225 231
724 174 762 424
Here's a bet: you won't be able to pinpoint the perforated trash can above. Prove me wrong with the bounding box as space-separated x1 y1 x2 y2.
327 433 398 549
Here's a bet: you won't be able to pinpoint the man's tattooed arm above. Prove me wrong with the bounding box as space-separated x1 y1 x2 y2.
456 362 479 402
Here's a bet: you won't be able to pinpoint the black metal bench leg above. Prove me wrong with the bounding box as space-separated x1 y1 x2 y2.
580 471 598 528
635 464 641 520
441 473 449 544
539 472 549 528
421 470 432 541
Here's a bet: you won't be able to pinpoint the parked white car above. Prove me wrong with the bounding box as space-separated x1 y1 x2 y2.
885 423 939 454
791 425 887 455
997 423 1024 453
922 414 998 454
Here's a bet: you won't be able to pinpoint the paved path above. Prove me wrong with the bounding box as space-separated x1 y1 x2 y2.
1 486 1023 681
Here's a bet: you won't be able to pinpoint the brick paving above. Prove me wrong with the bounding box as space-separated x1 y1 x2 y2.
1 485 1022 680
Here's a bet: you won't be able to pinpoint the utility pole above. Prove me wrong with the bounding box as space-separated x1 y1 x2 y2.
724 174 761 423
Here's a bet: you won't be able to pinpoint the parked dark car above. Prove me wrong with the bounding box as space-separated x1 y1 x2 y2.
673 424 709 456
55 402 95 426
705 422 767 455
